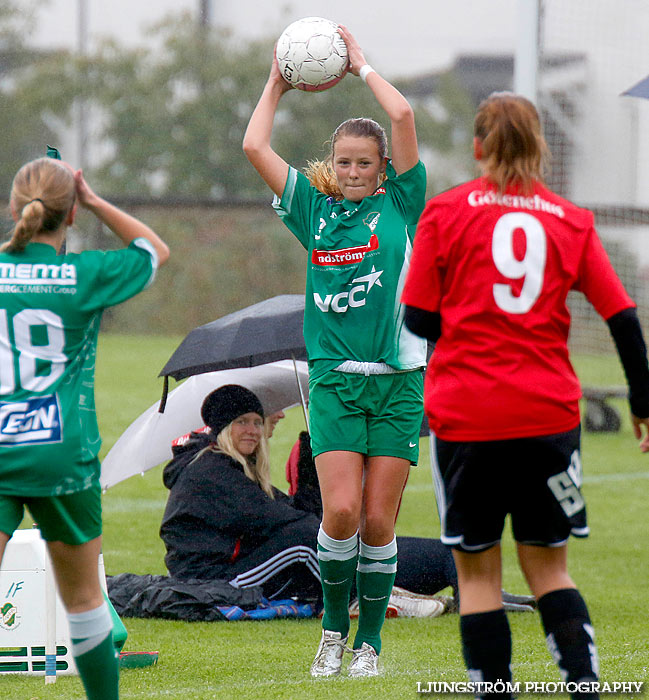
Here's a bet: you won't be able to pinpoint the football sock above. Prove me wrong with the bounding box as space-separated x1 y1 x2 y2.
460 609 513 699
68 602 119 700
317 526 358 638
537 588 600 700
353 537 398 654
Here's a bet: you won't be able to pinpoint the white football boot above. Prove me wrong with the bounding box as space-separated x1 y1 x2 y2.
310 630 348 677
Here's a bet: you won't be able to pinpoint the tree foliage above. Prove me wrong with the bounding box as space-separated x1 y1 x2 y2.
0 0 60 197
78 15 271 198
8 11 474 200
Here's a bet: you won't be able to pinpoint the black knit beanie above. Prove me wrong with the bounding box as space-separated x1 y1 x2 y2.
201 384 264 437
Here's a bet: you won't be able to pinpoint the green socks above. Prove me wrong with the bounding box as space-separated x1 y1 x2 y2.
318 528 398 655
69 602 119 700
317 526 358 638
354 537 397 654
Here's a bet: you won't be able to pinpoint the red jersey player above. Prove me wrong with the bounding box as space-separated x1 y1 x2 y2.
402 92 649 700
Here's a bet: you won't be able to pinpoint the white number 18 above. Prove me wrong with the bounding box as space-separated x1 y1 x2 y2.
0 309 66 395
492 212 547 314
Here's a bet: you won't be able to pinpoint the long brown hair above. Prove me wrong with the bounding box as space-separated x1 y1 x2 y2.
474 92 549 194
2 158 75 254
305 117 388 199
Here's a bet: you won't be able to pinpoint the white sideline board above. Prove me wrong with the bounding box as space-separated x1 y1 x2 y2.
0 529 78 675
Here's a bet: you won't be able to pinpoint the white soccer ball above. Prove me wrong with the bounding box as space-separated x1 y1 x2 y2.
276 17 348 92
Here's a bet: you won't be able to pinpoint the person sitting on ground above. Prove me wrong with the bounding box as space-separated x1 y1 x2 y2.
160 385 323 602
159 385 535 616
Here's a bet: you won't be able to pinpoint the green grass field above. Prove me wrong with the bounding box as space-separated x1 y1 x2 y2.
3 335 648 699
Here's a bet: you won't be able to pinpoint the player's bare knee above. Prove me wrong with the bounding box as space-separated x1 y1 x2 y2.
322 502 360 537
360 512 396 545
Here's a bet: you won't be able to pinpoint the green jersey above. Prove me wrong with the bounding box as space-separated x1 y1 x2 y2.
0 239 158 496
273 160 428 379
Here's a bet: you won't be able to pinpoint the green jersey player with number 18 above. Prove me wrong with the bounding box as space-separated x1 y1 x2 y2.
244 25 426 678
0 156 169 700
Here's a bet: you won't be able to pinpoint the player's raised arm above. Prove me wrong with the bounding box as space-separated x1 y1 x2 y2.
243 53 292 198
337 24 419 175
72 167 170 265
0 154 169 700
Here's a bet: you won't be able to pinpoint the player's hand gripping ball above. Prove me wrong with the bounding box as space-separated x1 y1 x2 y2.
276 17 348 91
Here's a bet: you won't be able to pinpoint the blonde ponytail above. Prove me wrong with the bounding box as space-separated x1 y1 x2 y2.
2 199 46 253
2 158 75 254
304 159 343 199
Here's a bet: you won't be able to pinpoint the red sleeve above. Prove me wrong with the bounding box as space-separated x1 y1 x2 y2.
285 438 300 496
402 201 444 312
575 227 635 320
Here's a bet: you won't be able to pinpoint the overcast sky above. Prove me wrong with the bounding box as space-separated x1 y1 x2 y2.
32 0 519 76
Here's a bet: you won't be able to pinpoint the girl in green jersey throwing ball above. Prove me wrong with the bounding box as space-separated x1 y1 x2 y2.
244 25 427 677
0 156 169 700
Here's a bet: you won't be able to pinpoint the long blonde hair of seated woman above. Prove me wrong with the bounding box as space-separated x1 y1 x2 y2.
194 422 274 498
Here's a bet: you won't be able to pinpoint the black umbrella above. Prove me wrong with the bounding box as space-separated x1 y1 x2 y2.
160 294 306 380
158 294 307 417
621 74 649 99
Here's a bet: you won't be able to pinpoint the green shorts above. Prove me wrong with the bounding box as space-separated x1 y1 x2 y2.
308 369 424 463
0 483 102 545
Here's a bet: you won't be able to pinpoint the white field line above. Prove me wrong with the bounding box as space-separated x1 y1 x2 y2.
405 471 649 493
581 471 649 483
100 472 649 508
100 473 649 508
102 498 168 513
111 667 461 697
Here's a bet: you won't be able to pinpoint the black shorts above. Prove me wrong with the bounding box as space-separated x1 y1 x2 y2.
431 426 588 552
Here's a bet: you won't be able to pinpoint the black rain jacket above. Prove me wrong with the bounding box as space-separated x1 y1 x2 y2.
159 431 320 580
